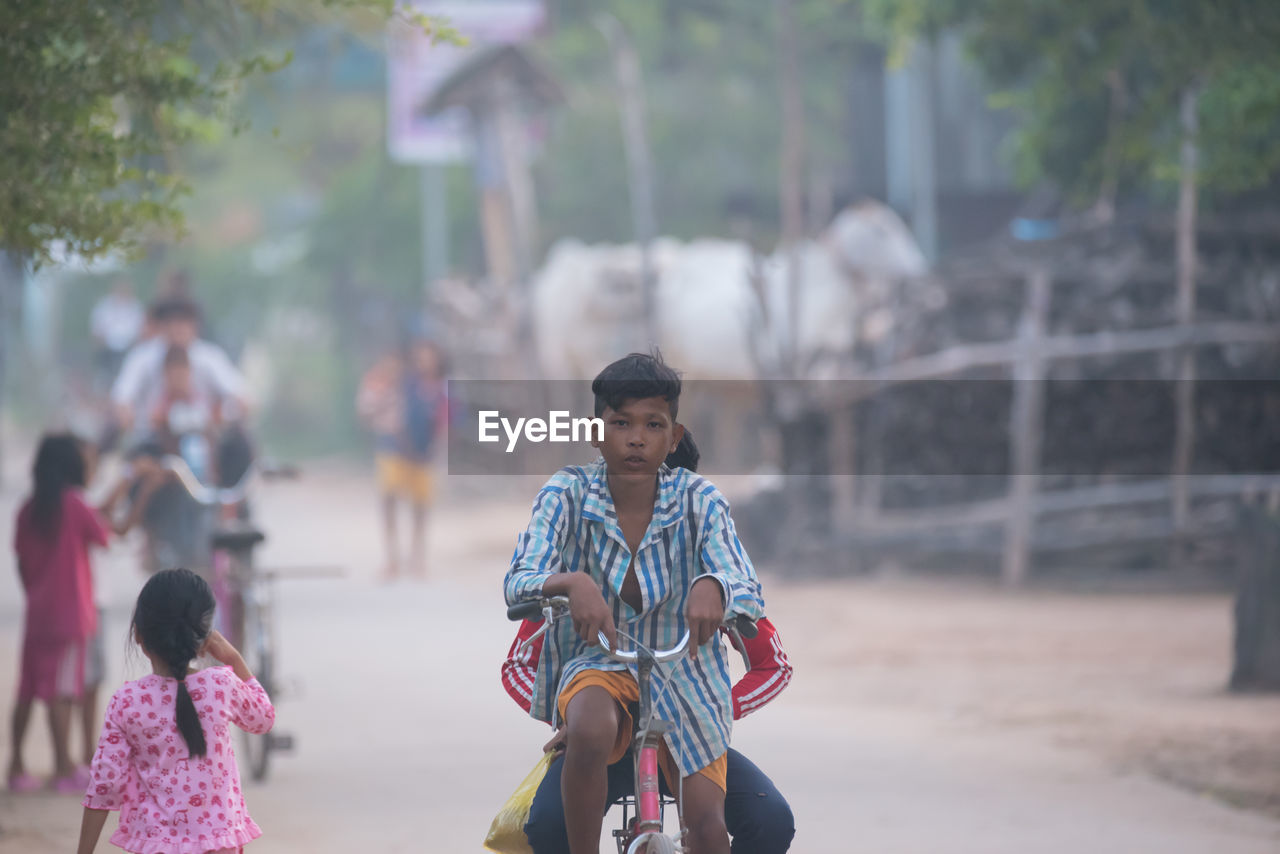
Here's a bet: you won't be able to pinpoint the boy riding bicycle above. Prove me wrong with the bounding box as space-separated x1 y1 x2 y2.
505 353 764 854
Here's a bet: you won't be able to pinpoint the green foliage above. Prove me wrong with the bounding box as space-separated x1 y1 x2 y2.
865 0 1280 204
0 0 458 267
535 0 877 244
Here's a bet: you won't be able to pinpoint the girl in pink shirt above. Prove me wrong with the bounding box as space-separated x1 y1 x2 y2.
9 434 108 794
77 569 275 854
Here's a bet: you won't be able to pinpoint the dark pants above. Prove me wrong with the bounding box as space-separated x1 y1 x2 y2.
524 747 795 854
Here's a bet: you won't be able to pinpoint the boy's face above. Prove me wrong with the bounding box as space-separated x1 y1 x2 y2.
165 364 192 397
592 396 684 478
163 318 198 349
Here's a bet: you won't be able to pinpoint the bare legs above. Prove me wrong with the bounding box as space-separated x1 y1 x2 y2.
80 686 99 766
409 500 428 579
7 698 32 780
682 773 730 854
381 494 430 582
49 699 76 779
380 492 399 581
562 686 622 854
560 685 731 854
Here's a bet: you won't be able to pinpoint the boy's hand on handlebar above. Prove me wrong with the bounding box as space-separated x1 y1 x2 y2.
568 574 617 649
687 577 726 654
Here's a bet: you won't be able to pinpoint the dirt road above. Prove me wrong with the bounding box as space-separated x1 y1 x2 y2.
1 460 1278 853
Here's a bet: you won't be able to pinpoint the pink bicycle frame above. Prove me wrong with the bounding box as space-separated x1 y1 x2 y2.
635 739 663 832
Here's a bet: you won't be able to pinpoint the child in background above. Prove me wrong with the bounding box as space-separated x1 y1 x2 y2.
78 569 275 854
7 435 157 794
150 344 222 484
9 435 103 794
357 339 448 580
75 442 166 776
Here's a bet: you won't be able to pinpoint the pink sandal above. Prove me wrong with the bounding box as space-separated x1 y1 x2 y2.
8 772 41 793
52 774 86 795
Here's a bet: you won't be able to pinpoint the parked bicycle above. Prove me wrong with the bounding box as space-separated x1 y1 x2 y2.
161 454 299 782
507 596 756 854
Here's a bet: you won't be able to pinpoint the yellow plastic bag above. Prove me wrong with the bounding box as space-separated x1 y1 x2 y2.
483 751 556 854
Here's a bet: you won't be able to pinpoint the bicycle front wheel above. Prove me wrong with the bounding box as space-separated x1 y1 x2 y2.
239 647 273 781
628 834 678 854
234 549 274 783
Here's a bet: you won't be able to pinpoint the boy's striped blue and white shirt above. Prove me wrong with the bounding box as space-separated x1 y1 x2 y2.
504 458 765 777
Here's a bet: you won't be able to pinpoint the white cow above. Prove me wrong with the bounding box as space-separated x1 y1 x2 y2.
530 200 928 381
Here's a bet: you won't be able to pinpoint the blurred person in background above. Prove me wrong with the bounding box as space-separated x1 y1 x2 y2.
107 290 253 578
111 292 247 444
356 339 448 581
89 279 144 397
75 442 166 773
8 436 162 794
148 345 224 485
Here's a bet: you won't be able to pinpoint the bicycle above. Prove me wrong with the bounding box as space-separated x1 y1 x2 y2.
507 596 757 854
161 454 300 782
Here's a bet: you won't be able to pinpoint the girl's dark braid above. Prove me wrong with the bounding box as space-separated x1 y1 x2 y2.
132 569 214 758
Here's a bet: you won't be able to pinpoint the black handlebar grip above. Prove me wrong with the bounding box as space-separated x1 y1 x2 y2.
729 615 759 639
507 601 544 621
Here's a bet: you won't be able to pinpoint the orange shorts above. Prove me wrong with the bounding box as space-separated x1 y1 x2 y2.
557 669 727 792
375 454 433 503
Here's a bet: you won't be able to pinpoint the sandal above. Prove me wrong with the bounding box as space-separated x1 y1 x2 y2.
7 772 41 793
52 774 86 795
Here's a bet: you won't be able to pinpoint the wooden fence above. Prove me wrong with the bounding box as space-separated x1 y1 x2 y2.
823 266 1280 584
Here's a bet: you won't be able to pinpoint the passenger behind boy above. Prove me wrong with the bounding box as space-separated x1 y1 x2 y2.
148 345 222 484
505 353 764 854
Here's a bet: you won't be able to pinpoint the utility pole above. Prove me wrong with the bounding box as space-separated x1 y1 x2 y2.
775 0 807 375
1172 82 1201 536
597 14 659 351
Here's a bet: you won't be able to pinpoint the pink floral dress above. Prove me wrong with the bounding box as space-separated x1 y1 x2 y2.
83 666 275 854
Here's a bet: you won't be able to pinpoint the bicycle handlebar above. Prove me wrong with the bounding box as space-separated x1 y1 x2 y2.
162 455 253 506
599 629 690 664
508 594 756 666
160 454 299 507
506 600 547 621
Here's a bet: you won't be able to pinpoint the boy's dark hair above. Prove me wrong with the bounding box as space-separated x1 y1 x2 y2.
131 568 215 759
30 433 87 538
151 295 201 323
591 351 681 418
664 429 699 472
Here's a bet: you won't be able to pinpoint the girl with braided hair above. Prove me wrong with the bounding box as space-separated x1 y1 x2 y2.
77 569 275 854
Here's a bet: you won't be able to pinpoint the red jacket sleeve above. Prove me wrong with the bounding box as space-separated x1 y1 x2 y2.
501 619 544 715
730 616 794 720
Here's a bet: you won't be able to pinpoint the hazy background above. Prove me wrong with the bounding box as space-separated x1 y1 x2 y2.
2 1 1279 851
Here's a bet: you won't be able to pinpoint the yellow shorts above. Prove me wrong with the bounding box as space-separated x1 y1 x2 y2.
375 455 433 503
557 669 727 792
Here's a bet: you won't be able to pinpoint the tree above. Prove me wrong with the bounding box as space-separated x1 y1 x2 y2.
536 0 874 246
864 0 1280 207
0 0 457 266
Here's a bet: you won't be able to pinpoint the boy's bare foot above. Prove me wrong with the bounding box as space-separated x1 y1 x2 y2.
408 548 427 580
